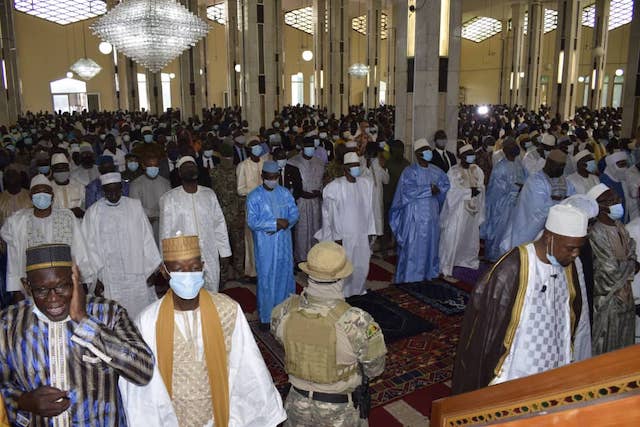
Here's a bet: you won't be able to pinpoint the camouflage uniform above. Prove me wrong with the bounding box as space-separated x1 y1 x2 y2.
210 158 245 282
272 288 387 427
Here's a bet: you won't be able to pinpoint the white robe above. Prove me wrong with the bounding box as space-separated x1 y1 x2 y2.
624 218 640 343
104 148 127 172
159 186 232 292
82 197 161 317
0 208 95 292
236 157 266 277
315 176 376 297
118 294 287 427
624 166 640 221
363 158 390 236
70 165 100 188
566 172 600 195
438 164 485 276
51 179 86 210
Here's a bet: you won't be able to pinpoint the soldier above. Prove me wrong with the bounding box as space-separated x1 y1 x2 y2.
271 241 387 427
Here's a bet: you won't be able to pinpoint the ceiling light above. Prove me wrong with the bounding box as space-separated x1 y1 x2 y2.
578 76 585 83
14 0 106 26
98 41 113 55
302 50 313 62
70 58 102 80
206 4 226 25
66 72 74 79
461 16 502 43
234 64 241 73
169 73 176 79
615 69 624 76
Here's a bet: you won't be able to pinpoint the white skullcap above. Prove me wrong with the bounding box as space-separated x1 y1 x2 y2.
459 144 473 155
545 204 588 238
141 126 152 133
343 131 353 141
176 156 196 168
587 183 609 200
414 138 430 151
541 134 556 147
30 174 52 189
100 172 122 186
345 141 357 148
51 153 69 166
606 151 628 166
573 150 592 164
561 195 599 219
343 152 360 165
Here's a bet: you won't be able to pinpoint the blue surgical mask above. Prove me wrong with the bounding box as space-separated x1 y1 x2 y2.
146 166 159 178
422 150 433 162
608 203 624 220
546 236 563 267
524 141 533 149
585 159 597 173
143 134 154 143
264 179 279 189
169 271 204 300
127 161 139 172
465 155 476 164
251 145 262 157
32 193 52 210
303 146 316 157
37 166 50 175
314 139 320 148
349 166 361 177
277 159 287 169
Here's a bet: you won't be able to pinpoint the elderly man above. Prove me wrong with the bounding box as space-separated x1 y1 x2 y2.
315 152 376 297
82 172 161 317
0 244 154 425
160 156 231 292
567 150 600 194
453 204 590 393
120 235 286 427
1 175 94 300
247 161 299 330
390 139 450 283
272 241 386 427
50 153 85 218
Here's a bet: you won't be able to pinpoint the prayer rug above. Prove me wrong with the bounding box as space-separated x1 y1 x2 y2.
396 280 470 315
220 287 257 313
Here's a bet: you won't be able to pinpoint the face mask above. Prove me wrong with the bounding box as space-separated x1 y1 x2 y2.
585 160 597 173
146 166 160 178
37 166 50 175
24 138 33 146
264 179 279 189
203 150 213 158
32 193 52 210
319 132 327 139
100 134 106 141
273 122 280 128
127 161 139 172
349 166 361 177
169 271 204 300
303 146 316 157
313 139 321 148
546 236 563 267
53 171 69 183
277 159 287 169
524 141 533 149
251 145 262 157
465 155 476 164
143 134 153 143
422 150 433 162
608 203 624 220
123 135 130 142
57 133 64 140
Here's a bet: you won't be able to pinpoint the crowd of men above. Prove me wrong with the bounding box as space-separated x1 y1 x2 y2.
0 102 637 425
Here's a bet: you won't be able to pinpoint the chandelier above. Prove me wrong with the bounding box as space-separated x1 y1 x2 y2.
90 0 210 73
348 63 369 78
70 58 102 80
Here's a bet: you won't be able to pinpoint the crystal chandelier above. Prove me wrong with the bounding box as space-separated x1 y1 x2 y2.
90 0 210 73
70 58 102 80
348 63 369 78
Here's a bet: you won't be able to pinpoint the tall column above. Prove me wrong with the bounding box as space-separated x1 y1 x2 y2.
0 0 21 122
225 0 240 107
386 6 396 106
499 19 512 104
122 58 140 112
393 0 409 145
327 0 350 116
365 0 382 109
524 1 544 111
145 71 163 115
412 0 441 143
313 0 327 108
266 0 283 117
510 3 526 106
180 0 207 119
589 0 610 110
551 0 582 120
445 0 462 144
621 0 640 137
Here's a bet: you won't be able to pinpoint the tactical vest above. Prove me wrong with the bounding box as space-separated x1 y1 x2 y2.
283 296 358 384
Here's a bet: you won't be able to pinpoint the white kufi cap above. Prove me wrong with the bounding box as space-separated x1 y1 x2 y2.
573 150 592 164
51 153 69 166
343 152 360 165
176 156 196 168
560 194 599 219
100 172 122 186
30 174 52 189
587 183 609 200
545 204 588 238
414 138 430 151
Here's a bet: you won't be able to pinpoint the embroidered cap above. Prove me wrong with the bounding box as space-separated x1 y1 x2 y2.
162 235 201 262
26 244 73 273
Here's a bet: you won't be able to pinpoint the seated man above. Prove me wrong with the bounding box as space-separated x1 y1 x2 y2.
0 244 154 425
120 234 286 427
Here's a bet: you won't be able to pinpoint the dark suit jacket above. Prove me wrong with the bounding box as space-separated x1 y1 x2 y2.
431 149 457 173
233 145 248 165
279 164 303 201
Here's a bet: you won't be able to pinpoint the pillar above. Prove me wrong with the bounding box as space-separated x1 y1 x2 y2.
524 1 544 111
392 0 409 145
146 71 163 115
122 58 140 112
386 6 396 106
499 19 512 105
180 0 207 119
313 0 327 108
0 0 21 122
327 0 350 116
510 3 526 106
550 0 582 119
445 0 462 145
365 0 382 109
225 0 240 107
621 0 640 137
589 0 610 110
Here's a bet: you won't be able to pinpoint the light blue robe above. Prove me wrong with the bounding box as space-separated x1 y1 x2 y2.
484 158 525 261
501 170 576 254
247 184 299 323
390 163 450 283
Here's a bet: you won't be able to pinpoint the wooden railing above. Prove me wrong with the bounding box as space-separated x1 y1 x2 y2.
431 344 640 426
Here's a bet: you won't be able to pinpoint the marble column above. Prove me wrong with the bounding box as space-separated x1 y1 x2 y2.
386 6 396 106
445 0 462 146
179 0 207 119
621 0 640 137
589 0 610 110
145 71 163 115
392 0 409 145
122 58 140 112
327 0 350 116
265 0 283 117
225 0 240 107
524 1 544 111
313 0 327 108
510 3 526 106
499 19 512 105
550 0 582 120
0 0 21 122
365 0 382 109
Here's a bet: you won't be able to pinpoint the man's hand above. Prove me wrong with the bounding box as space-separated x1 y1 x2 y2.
18 386 70 417
431 184 440 196
471 187 480 197
276 218 289 230
378 154 386 169
94 280 104 297
71 207 85 219
70 265 87 323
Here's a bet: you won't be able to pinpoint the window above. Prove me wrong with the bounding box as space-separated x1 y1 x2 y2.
14 0 106 26
523 9 558 35
582 76 590 107
601 75 609 108
161 73 172 112
291 73 304 106
137 73 149 111
351 13 389 39
612 75 624 108
461 17 502 43
309 74 315 107
284 7 313 35
582 0 633 30
379 81 387 105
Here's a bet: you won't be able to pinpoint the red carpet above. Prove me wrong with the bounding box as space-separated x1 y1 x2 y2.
367 261 395 282
221 287 257 313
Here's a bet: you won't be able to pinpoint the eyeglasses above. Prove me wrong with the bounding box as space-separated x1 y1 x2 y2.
30 283 72 299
